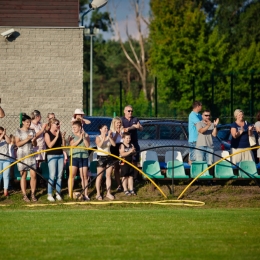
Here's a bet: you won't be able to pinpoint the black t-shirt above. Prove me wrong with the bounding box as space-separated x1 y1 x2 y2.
46 130 63 155
121 116 140 144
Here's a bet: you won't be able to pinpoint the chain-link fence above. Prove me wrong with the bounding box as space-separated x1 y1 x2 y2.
0 114 72 137
1 113 257 138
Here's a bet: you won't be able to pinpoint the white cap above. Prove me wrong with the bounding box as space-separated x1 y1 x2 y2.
73 109 85 116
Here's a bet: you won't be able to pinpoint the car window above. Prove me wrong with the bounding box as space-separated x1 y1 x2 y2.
217 129 230 141
138 125 156 140
83 117 112 134
159 125 185 140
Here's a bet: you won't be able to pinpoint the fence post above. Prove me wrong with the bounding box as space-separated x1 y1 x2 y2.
85 82 89 116
171 146 175 195
250 71 254 121
211 73 214 117
119 81 123 116
154 76 158 118
192 76 195 102
230 72 234 123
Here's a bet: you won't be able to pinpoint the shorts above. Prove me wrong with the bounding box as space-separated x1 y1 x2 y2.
72 157 88 168
97 155 114 168
120 163 134 177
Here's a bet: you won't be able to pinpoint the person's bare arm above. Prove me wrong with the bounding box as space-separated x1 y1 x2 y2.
119 144 135 157
15 135 32 147
212 125 217 137
0 106 5 118
45 131 60 148
198 121 211 134
231 127 243 139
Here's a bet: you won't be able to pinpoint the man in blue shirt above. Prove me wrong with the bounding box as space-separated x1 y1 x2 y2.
188 101 202 164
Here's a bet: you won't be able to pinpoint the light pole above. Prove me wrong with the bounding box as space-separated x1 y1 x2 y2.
84 27 99 116
81 0 108 116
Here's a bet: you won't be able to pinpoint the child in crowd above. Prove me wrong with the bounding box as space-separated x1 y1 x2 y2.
119 132 136 196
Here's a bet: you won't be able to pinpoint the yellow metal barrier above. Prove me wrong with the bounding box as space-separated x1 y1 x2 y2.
177 145 260 200
0 146 167 199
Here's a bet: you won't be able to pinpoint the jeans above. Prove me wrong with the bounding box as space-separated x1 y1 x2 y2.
196 146 214 165
47 154 64 194
189 142 196 161
0 160 11 189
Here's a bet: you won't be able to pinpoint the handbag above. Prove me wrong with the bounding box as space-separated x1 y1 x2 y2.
249 134 256 146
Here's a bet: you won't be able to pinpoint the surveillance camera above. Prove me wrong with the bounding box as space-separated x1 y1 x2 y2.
1 29 15 38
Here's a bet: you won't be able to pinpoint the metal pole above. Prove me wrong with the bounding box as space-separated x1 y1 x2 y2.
86 82 89 115
230 72 233 123
154 76 158 118
250 72 254 122
192 76 195 102
120 81 122 116
90 35 93 116
81 8 93 26
171 146 174 195
211 73 214 117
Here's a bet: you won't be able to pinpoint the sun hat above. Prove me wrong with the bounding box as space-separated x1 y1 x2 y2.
73 108 85 116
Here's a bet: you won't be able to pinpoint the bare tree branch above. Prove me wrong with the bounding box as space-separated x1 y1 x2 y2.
109 0 149 99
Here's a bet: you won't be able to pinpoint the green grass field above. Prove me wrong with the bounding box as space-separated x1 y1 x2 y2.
1 207 260 260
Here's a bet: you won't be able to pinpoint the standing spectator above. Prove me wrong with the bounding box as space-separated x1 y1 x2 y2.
45 113 55 132
0 98 5 118
188 101 202 164
71 109 91 125
95 124 116 200
230 109 254 164
47 112 55 120
254 111 260 163
121 105 143 181
15 114 37 202
0 127 11 197
8 134 17 190
30 110 47 169
68 121 90 200
9 134 17 162
119 132 136 196
44 118 66 201
196 110 219 165
110 117 124 191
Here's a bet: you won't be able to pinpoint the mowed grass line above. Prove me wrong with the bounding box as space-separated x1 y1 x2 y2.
1 208 260 260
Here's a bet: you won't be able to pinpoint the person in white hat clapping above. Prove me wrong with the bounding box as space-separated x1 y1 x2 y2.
71 109 91 125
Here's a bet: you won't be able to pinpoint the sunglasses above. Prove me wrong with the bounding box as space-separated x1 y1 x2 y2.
204 115 210 117
128 110 133 113
54 122 60 126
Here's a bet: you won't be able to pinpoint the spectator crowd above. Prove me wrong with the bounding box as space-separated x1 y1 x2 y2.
0 101 260 202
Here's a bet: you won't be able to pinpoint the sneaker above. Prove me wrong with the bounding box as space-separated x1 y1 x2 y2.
47 195 55 202
56 194 62 201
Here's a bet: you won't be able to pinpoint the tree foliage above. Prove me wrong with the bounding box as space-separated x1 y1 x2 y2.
148 0 260 118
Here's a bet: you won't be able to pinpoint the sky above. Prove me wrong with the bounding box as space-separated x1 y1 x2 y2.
100 0 150 41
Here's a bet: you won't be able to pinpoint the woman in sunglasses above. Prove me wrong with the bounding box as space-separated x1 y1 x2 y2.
44 118 66 202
